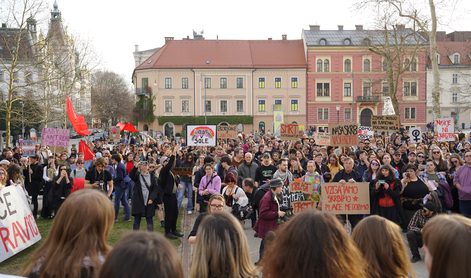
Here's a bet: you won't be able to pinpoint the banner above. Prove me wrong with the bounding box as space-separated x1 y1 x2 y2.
186 125 217 146
274 111 283 137
371 115 399 132
0 186 42 263
216 125 238 140
41 128 70 148
329 124 358 147
20 140 36 157
358 126 374 140
314 133 331 145
280 124 302 140
109 127 120 141
409 127 422 144
292 200 317 214
172 167 193 176
321 182 370 214
436 118 454 142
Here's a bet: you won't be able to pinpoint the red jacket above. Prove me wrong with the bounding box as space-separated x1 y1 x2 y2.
253 190 280 239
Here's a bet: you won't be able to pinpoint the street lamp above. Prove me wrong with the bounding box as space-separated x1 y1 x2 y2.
347 71 355 124
336 105 340 124
20 101 24 139
199 74 207 124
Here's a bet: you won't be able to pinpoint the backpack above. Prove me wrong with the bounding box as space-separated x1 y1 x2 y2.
73 168 88 178
438 181 453 210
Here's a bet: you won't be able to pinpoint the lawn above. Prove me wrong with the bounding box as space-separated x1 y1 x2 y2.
0 208 183 275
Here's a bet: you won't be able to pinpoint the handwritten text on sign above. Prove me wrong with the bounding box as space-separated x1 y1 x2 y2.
329 124 358 147
280 124 302 140
20 140 36 157
289 181 314 194
321 182 370 214
0 186 42 263
216 125 238 139
358 126 374 140
291 201 317 214
371 115 399 132
436 117 454 142
314 133 331 145
41 128 70 148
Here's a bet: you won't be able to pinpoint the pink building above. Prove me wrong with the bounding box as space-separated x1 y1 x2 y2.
302 25 427 131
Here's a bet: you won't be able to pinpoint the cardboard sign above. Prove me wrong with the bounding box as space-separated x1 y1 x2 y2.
216 125 238 140
20 140 36 157
315 133 331 145
0 186 42 263
109 127 120 141
329 124 358 147
322 182 370 214
358 126 374 140
291 201 317 214
280 124 300 140
172 167 193 176
409 127 422 144
186 125 217 146
41 128 70 148
371 115 399 132
289 181 314 194
436 118 454 142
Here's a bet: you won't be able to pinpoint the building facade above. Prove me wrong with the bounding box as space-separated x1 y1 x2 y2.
132 37 306 137
303 25 427 131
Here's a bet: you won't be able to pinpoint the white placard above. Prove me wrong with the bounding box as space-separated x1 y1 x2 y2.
436 118 454 142
186 125 217 146
358 126 374 140
0 186 42 263
409 127 422 144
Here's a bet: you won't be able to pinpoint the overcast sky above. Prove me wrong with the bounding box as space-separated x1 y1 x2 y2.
50 0 470 85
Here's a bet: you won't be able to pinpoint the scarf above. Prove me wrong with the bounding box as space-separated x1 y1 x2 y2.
139 172 151 203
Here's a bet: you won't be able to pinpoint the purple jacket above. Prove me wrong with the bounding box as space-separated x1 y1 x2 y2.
199 172 221 198
454 164 471 201
253 190 280 239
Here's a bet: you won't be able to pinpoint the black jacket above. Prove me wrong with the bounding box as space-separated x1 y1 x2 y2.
130 166 161 217
332 169 363 183
159 154 176 195
24 163 43 196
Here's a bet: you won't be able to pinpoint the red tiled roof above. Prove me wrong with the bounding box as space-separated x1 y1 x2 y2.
428 41 471 66
135 39 306 70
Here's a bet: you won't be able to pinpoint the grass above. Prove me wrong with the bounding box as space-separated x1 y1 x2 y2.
0 207 183 275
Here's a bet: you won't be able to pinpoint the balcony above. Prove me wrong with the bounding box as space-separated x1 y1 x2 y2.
357 96 380 102
136 87 151 97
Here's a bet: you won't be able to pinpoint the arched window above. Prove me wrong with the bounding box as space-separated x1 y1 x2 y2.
259 122 265 134
317 59 322 72
324 59 329 72
319 39 326 45
411 59 417 71
237 123 244 132
292 121 297 125
343 38 351 45
344 59 351 72
382 60 388 72
143 124 148 131
404 59 410 71
363 59 370 72
362 38 371 46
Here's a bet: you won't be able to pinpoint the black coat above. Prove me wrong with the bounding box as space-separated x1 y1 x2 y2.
24 163 43 196
130 167 161 217
51 175 73 204
160 155 176 195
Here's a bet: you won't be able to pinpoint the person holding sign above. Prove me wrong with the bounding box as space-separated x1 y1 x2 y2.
301 161 323 209
24 155 43 219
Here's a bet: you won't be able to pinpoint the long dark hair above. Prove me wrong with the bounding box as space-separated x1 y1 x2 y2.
376 165 395 182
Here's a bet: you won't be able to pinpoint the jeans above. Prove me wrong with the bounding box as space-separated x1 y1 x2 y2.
114 186 130 220
126 180 135 201
460 200 471 218
133 214 154 232
177 181 193 211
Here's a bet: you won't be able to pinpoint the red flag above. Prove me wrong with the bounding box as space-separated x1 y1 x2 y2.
123 123 138 133
117 122 125 132
67 94 91 135
79 139 95 161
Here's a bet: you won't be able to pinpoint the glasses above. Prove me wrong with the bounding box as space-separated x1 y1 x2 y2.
77 162 84 165
371 162 379 166
210 204 224 209
418 156 425 158
149 166 155 169
139 150 143 152
422 208 430 213
433 151 440 154
465 155 471 158
452 160 459 164
365 143 370 145
227 181 235 184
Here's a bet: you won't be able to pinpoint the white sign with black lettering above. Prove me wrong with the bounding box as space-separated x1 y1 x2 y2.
409 127 422 144
358 126 374 140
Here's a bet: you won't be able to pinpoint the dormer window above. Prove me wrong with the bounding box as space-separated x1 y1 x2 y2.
362 38 371 46
344 38 351 45
454 54 459 64
319 39 327 45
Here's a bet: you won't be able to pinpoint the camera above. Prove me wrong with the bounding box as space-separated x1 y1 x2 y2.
232 204 254 220
99 180 104 191
141 161 148 166
279 204 294 223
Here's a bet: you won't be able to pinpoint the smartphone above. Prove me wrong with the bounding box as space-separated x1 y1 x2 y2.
141 161 148 166
379 180 385 184
423 165 430 169
405 173 410 179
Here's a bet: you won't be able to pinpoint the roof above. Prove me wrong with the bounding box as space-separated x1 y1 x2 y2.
303 29 427 46
0 28 34 59
427 41 471 66
135 39 306 70
135 47 160 54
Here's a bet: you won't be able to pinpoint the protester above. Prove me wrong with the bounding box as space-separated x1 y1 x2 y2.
222 172 248 215
254 153 277 187
188 193 225 244
327 153 343 179
371 165 404 226
51 164 73 213
24 155 43 219
453 149 471 218
84 157 113 197
111 154 130 222
407 201 437 263
198 163 221 213
177 153 194 214
0 167 6 190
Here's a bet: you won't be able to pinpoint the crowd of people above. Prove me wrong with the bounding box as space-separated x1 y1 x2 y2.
1 127 471 277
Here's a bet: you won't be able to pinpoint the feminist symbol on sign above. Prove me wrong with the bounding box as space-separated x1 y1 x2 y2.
412 129 421 142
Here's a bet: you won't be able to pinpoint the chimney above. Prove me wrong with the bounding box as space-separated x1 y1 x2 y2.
338 25 343 30
268 38 272 40
282 34 287 40
309 25 320 30
355 25 363 30
134 45 139 52
396 24 405 30
165 37 174 43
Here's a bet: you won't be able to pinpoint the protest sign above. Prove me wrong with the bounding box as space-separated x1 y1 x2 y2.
291 201 317 214
409 127 422 144
358 126 374 140
371 115 399 132
109 127 120 141
289 181 314 194
280 123 302 140
172 167 193 176
329 124 358 147
20 140 36 157
436 118 454 142
216 125 238 140
321 182 370 214
186 125 217 146
0 186 42 263
314 133 331 145
41 128 70 148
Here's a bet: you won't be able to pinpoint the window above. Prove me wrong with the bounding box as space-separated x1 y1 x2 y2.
291 77 298 88
164 78 171 89
142 77 148 89
205 100 211 112
205 77 211 89
220 78 227 89
344 108 351 120
362 38 371 46
182 100 189 112
363 59 370 72
259 122 265 133
275 100 282 111
0 71 3 81
403 81 417 97
452 92 458 103
275 77 281 88
236 77 243 88
411 59 417 71
317 83 323 97
344 38 351 45
323 83 330 97
258 100 266 112
404 58 410 71
317 83 330 97
182 77 189 89
324 59 329 72
165 100 172 112
454 54 459 64
220 100 227 113
317 59 322 72
344 59 351 72
291 100 298 111
319 39 326 45
344 83 351 97
363 83 371 96
405 107 416 119
382 60 388 72
453 74 458 84
382 83 389 93
318 108 329 120
236 100 244 112
259 77 265 88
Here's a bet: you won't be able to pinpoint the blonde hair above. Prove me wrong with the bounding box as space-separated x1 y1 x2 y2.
22 190 114 278
207 193 225 213
191 212 258 278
